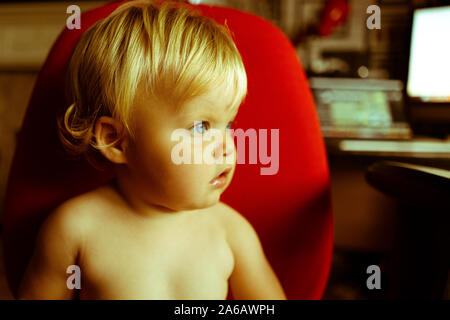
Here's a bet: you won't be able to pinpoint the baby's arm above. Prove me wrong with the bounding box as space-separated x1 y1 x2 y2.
18 202 83 299
221 204 286 300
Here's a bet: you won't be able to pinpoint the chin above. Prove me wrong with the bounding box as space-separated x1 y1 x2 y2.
190 195 222 211
164 186 225 211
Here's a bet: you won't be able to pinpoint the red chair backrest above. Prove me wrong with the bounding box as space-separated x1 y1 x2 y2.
2 0 333 299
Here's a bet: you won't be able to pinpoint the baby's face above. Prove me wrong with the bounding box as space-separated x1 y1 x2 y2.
124 82 239 212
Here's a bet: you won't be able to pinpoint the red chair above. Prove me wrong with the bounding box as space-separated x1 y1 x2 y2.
2 0 333 299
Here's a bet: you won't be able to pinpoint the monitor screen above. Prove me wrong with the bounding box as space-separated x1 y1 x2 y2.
406 6 450 103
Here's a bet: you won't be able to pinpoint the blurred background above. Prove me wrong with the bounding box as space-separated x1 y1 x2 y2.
0 0 449 299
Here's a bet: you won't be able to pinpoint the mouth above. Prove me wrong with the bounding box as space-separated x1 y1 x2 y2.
209 167 232 187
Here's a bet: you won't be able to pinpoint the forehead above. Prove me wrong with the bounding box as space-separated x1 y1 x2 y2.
179 84 240 117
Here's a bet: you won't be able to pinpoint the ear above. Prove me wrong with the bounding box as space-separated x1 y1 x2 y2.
93 116 129 164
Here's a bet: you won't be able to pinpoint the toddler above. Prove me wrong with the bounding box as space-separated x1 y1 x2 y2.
18 0 286 300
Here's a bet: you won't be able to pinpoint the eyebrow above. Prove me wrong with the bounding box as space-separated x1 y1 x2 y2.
181 105 238 122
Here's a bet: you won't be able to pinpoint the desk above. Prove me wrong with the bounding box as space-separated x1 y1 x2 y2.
365 161 450 299
327 137 449 298
327 136 449 252
326 135 450 161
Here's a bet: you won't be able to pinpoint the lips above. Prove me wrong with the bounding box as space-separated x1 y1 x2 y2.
209 167 232 187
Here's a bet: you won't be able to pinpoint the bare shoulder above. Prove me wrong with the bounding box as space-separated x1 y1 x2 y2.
213 201 242 223
17 187 114 299
213 202 257 240
43 185 114 237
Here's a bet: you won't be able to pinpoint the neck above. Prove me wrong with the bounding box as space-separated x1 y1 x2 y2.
109 167 194 220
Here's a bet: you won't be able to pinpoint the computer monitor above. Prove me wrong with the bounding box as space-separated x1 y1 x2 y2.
406 5 450 136
407 6 450 102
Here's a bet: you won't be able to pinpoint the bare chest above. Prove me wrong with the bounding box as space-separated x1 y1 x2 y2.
78 216 235 299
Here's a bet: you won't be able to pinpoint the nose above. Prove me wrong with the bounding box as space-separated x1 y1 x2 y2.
213 130 235 159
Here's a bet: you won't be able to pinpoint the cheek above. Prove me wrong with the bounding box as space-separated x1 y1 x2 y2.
167 162 210 185
126 133 172 178
128 130 216 187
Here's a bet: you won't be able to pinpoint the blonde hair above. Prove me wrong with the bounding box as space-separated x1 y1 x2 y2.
57 0 247 169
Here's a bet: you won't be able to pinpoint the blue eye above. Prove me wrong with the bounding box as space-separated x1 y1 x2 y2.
191 121 209 134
